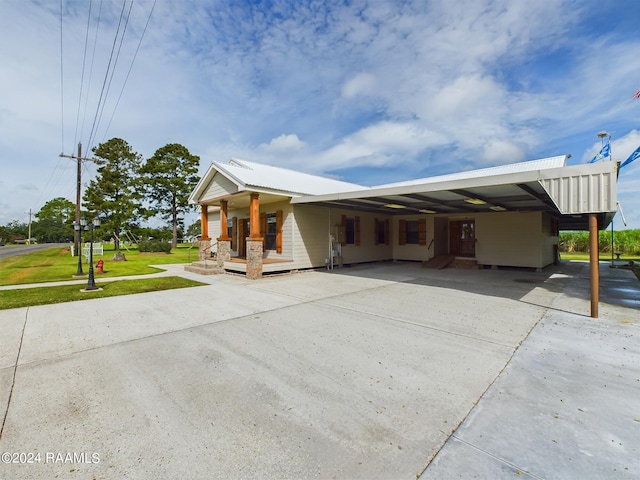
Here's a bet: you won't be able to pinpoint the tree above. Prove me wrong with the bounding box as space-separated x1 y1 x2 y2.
33 197 75 242
139 143 200 248
186 219 201 240
83 138 142 252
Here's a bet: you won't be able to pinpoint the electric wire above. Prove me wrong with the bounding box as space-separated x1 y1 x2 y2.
86 0 128 152
79 0 103 148
59 0 65 154
72 0 93 150
103 0 157 139
93 0 135 148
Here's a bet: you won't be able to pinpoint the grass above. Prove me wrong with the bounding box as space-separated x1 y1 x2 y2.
0 243 202 286
0 276 206 310
560 252 640 262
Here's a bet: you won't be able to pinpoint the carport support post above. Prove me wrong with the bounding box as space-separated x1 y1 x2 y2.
589 214 599 318
246 193 263 280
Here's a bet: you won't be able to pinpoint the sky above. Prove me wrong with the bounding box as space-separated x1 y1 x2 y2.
1 0 639 230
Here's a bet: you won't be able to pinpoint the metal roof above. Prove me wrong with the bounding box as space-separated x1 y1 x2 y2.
291 157 619 230
212 158 369 196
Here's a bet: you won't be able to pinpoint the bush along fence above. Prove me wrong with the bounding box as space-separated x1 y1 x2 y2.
138 240 172 253
559 229 640 255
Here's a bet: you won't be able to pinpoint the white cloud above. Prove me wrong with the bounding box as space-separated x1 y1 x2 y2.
341 73 377 99
258 134 307 153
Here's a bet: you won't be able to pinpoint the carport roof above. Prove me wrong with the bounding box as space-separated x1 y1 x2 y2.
291 156 619 230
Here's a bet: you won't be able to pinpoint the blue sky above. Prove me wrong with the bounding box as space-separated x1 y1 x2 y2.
1 0 639 229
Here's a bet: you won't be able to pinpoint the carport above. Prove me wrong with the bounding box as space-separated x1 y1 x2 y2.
293 157 619 317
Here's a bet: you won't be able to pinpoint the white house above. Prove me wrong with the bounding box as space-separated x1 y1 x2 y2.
187 156 618 279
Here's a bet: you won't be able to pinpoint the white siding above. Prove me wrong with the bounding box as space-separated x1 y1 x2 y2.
202 173 238 202
475 212 545 268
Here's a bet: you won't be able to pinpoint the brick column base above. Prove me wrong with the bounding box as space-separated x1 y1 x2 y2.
246 238 263 280
217 239 230 268
198 239 211 261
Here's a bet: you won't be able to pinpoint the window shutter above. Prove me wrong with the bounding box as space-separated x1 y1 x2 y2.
260 212 266 249
231 217 238 251
374 218 379 245
419 218 427 246
276 210 283 254
399 219 406 245
355 216 360 246
385 219 390 245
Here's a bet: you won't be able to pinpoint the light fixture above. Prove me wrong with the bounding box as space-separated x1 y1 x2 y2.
419 209 437 214
464 198 486 205
490 206 507 211
383 203 407 209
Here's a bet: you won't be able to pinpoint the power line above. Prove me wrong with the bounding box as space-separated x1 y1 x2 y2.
86 0 129 152
103 0 157 138
59 0 65 154
72 0 93 149
94 0 135 147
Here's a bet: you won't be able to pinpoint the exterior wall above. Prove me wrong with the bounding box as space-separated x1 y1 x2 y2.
206 201 557 271
329 209 394 265
202 173 238 201
475 211 546 269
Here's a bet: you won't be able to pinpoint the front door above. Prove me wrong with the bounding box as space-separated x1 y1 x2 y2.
450 220 476 257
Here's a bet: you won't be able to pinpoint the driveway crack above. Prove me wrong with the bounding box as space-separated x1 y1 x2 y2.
0 307 28 440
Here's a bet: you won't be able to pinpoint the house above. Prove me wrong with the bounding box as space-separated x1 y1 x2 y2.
187 156 618 279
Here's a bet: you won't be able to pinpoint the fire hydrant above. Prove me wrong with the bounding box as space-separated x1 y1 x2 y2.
96 259 104 274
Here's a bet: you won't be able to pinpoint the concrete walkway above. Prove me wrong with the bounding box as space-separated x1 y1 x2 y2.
0 261 637 479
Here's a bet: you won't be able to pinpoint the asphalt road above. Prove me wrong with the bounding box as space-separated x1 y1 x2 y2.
0 243 69 259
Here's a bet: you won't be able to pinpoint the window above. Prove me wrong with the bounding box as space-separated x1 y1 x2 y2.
265 213 277 250
342 215 360 246
398 218 427 246
374 218 390 245
260 210 283 253
406 220 420 244
345 217 355 245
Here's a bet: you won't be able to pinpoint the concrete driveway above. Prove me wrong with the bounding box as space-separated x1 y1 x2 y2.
0 261 637 479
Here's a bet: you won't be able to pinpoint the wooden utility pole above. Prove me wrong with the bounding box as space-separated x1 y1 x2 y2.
59 142 93 258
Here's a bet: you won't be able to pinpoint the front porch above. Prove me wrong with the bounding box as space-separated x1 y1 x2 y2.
223 256 294 274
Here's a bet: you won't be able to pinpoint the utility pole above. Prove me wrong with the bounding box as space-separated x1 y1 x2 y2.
27 209 32 245
59 142 94 263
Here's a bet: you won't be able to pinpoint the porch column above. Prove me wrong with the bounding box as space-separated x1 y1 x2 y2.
216 200 231 267
199 204 211 261
589 214 599 318
246 193 263 279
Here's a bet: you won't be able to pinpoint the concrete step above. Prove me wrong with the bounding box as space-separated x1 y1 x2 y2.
184 262 224 275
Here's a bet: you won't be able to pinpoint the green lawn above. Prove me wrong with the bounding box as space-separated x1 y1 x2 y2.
0 277 206 310
0 244 202 286
560 252 640 262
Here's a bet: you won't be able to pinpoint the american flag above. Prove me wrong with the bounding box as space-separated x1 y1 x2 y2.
634 88 640 100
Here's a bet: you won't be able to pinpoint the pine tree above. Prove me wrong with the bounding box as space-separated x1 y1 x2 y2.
83 138 142 254
139 143 200 248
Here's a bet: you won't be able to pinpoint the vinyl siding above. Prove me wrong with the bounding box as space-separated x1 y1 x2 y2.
201 173 238 202
475 211 545 268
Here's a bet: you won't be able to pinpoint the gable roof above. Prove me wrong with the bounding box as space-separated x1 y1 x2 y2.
190 158 368 203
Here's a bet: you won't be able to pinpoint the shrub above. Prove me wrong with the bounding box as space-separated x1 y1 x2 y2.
138 240 171 253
